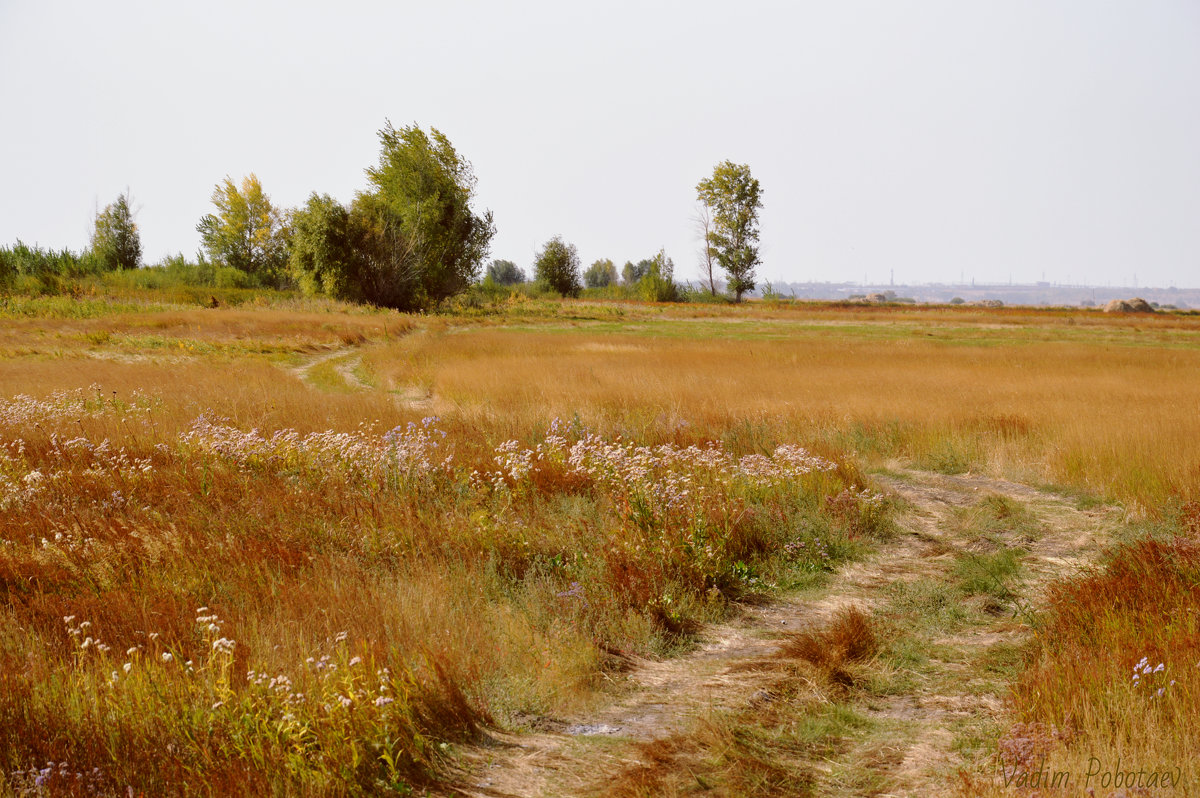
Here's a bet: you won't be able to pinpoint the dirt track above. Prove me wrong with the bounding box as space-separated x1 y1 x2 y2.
450 469 1114 797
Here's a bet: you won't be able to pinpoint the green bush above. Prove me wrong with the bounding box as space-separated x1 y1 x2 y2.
214 266 258 289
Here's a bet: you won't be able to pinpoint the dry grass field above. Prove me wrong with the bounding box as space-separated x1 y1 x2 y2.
1 292 1198 795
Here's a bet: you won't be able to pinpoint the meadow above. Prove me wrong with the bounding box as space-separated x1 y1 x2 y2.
1 288 1198 795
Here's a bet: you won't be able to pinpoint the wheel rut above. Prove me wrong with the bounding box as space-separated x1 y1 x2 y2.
449 470 1115 797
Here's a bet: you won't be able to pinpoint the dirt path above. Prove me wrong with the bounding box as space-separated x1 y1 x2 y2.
451 469 1115 797
291 344 437 408
291 347 373 390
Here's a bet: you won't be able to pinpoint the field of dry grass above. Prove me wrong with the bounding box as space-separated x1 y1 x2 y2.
1 292 1198 795
361 304 1200 513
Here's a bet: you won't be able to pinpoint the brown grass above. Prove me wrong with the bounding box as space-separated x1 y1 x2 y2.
997 529 1200 791
779 605 878 682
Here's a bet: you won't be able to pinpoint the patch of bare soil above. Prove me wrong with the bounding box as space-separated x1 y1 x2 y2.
449 470 1114 798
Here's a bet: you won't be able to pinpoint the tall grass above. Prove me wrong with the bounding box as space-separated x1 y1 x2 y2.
0 378 876 793
997 515 1200 792
3 296 1200 792
360 322 1200 510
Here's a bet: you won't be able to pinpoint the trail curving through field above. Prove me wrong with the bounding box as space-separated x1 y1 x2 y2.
449 469 1116 797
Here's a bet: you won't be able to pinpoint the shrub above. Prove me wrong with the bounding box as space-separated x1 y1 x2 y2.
214 267 258 289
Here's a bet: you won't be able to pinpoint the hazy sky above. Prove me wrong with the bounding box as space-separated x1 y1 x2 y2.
2 1 1198 288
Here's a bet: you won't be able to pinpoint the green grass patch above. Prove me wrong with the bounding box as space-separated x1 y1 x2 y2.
882 577 972 632
954 549 1024 600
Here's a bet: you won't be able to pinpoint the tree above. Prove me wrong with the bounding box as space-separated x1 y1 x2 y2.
290 193 362 302
695 161 763 302
637 249 678 302
196 174 290 285
487 259 525 285
91 190 141 271
583 258 618 288
692 202 717 296
534 236 581 297
288 122 494 310
621 259 651 285
365 121 495 306
290 192 421 309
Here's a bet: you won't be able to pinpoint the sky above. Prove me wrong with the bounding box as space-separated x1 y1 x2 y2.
2 0 1198 289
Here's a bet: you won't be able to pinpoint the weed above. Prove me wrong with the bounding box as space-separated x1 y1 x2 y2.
954 549 1023 601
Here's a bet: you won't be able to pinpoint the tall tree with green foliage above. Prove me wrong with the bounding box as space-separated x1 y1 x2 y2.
534 236 581 297
91 190 141 270
364 122 495 306
196 174 290 285
695 161 763 302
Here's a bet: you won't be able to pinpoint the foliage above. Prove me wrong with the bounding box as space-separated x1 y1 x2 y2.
696 161 763 302
0 241 98 282
289 193 359 301
90 190 141 271
344 193 425 309
196 174 290 286
622 259 650 285
637 249 679 302
486 259 525 286
364 122 495 307
534 236 582 297
584 258 618 289
676 282 731 304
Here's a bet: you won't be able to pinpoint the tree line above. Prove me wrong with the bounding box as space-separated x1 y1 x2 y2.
2 124 764 306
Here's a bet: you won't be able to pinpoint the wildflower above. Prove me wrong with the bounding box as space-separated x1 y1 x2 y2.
123 663 132 673
161 652 173 663
374 696 394 707
349 656 362 667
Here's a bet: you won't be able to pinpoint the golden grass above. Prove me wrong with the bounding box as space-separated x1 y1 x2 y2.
361 319 1200 510
2 296 1199 793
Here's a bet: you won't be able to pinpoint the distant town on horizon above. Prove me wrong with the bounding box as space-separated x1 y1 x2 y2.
741 279 1199 309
